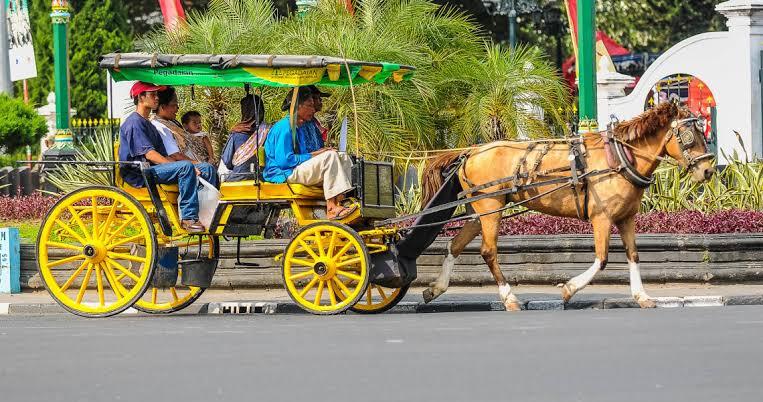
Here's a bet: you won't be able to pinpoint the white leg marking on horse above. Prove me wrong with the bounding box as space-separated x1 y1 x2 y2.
499 283 521 310
629 259 649 300
424 244 455 303
567 258 602 295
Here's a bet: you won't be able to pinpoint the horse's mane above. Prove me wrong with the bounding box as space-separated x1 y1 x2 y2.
613 102 687 142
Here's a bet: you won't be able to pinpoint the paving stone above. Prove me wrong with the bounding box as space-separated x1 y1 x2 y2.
724 295 763 306
564 299 604 310
603 298 640 309
527 300 564 310
683 295 724 307
654 297 684 308
0 302 9 314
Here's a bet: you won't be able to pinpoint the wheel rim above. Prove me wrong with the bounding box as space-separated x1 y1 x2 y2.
283 224 368 313
38 189 154 315
352 285 404 312
133 236 216 313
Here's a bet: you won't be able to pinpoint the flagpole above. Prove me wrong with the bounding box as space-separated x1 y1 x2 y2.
0 1 14 95
577 0 597 135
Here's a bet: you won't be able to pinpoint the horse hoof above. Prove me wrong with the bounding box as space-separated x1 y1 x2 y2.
561 283 575 303
504 302 522 312
638 298 657 309
423 288 435 304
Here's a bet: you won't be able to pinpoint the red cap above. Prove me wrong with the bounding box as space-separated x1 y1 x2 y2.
130 81 166 98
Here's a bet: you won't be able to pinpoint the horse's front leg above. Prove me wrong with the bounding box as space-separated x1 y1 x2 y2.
423 219 481 303
562 215 611 303
617 217 656 308
473 201 521 311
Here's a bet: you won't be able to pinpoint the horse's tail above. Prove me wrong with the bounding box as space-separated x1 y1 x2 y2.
420 149 467 209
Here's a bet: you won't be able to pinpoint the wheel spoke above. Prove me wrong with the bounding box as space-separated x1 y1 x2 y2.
298 275 320 298
107 252 147 264
104 215 137 245
314 233 325 257
327 280 337 306
59 259 89 293
91 196 100 240
288 270 314 281
105 258 141 282
332 277 352 298
333 242 353 261
336 270 361 281
100 202 119 241
336 257 361 268
298 239 320 261
170 288 180 302
95 264 105 307
107 234 146 250
67 206 92 242
314 280 325 306
75 265 94 304
54 219 88 245
151 288 158 304
46 241 82 252
375 286 388 300
288 257 315 268
102 263 125 298
365 286 373 304
327 231 337 258
47 254 86 268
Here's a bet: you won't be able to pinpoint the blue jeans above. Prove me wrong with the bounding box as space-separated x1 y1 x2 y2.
149 161 219 221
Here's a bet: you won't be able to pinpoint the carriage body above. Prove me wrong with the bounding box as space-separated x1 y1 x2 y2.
35 53 414 317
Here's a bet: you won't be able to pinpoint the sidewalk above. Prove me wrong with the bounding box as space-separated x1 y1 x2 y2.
3 283 763 315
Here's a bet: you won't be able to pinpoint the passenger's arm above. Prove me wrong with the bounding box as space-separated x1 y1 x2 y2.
272 127 311 168
145 150 172 165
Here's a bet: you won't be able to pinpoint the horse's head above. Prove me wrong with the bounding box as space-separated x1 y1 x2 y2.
662 106 716 182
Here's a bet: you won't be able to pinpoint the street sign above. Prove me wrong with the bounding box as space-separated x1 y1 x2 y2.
6 0 37 81
0 227 20 294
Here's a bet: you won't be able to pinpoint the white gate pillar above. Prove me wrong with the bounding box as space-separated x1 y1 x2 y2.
717 0 763 159
596 57 636 131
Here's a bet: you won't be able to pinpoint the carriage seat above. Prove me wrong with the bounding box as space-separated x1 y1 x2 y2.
220 180 324 200
121 182 180 201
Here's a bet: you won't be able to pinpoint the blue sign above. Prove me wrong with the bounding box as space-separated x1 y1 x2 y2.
0 227 21 293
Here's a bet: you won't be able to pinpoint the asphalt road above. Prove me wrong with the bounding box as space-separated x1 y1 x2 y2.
1 307 762 402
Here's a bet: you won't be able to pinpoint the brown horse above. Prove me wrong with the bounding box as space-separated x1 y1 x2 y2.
419 103 716 310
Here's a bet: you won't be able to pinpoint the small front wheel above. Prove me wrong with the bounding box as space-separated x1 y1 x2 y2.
282 222 370 315
37 186 157 317
351 284 409 314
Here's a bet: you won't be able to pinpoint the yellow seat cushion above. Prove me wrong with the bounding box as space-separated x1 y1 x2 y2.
122 183 180 200
220 180 323 200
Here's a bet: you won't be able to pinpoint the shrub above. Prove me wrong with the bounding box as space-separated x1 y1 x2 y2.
0 193 59 221
0 94 48 155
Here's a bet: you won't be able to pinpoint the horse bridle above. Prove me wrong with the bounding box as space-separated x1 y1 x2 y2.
666 117 714 170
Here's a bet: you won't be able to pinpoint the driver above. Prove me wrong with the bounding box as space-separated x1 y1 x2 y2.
263 87 356 220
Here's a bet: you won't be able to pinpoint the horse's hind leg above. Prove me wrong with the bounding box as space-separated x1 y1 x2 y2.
617 217 656 308
423 219 481 303
561 216 611 303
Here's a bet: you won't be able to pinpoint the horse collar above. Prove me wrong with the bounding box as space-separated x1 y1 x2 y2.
613 139 653 188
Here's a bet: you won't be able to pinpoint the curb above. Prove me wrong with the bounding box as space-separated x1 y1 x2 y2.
1 295 760 316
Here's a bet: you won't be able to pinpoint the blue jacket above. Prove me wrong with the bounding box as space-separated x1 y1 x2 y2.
263 117 323 183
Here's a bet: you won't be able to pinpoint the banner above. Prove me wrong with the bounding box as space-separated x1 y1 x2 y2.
6 0 37 81
564 0 617 74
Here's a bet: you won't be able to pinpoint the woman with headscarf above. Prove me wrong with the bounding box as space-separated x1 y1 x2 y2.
220 94 270 182
151 86 211 163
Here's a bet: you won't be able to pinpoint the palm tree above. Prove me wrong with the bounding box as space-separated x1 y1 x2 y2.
138 0 571 157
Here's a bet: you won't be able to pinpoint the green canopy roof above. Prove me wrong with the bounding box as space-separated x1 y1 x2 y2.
100 53 416 88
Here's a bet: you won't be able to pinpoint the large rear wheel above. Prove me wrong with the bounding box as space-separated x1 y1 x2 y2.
37 186 156 317
133 236 219 314
282 222 369 315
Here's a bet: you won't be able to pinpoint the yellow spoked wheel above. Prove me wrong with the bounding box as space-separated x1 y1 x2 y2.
351 284 410 314
36 186 156 317
133 236 219 314
282 222 370 315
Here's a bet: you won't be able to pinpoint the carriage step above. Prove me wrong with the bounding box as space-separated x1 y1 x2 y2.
206 301 277 314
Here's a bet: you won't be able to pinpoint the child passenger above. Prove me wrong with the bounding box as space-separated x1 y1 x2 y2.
181 111 216 165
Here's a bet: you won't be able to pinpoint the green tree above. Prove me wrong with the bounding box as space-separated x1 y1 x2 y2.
0 94 48 154
68 0 132 118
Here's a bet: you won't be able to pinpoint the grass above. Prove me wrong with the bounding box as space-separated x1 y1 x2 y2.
0 220 42 243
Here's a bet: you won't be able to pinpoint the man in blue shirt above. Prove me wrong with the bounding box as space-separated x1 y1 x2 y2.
119 82 218 233
264 87 355 220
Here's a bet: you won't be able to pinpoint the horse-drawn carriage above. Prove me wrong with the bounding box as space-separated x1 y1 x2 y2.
36 53 418 317
36 53 717 318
